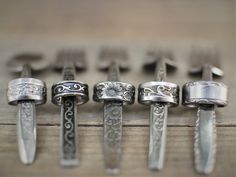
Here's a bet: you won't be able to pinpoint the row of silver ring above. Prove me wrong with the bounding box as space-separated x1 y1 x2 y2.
7 78 228 107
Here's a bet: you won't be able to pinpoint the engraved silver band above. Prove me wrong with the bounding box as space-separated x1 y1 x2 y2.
7 78 47 105
52 81 89 106
138 81 179 106
93 81 135 105
182 81 228 107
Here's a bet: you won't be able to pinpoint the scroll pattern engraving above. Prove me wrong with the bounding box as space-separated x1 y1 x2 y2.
52 82 88 105
151 103 165 146
54 82 86 94
62 97 76 160
140 85 178 98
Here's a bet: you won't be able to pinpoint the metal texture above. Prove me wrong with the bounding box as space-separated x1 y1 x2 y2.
182 49 228 174
182 81 228 107
7 55 47 165
93 50 135 174
138 81 179 106
138 51 179 171
51 50 89 167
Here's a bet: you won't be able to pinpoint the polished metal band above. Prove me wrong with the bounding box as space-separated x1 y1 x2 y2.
138 81 179 106
93 81 135 105
52 81 89 106
7 78 47 105
182 81 228 107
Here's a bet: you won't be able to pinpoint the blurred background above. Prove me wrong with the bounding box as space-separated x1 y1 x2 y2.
0 1 235 177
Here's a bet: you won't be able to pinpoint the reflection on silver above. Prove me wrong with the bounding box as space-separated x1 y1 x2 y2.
93 55 135 174
138 51 179 171
195 105 216 174
7 55 47 165
17 101 36 164
182 50 228 174
148 103 168 170
51 50 89 167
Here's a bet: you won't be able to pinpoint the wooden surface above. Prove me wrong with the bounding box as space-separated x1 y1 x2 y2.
0 1 235 177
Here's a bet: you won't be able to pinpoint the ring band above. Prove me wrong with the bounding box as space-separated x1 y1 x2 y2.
7 78 47 105
93 81 135 105
182 81 228 107
52 81 89 106
138 81 179 106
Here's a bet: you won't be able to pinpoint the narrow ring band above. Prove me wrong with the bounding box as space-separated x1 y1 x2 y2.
7 78 47 105
138 81 179 107
93 81 135 105
51 81 89 106
182 81 228 107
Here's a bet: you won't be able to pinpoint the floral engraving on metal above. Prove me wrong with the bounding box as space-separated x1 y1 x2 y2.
62 97 77 160
94 81 135 104
104 102 123 148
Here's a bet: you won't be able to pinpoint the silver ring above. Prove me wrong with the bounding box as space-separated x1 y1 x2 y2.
138 81 179 106
52 81 89 106
7 78 47 105
182 81 228 107
93 81 135 105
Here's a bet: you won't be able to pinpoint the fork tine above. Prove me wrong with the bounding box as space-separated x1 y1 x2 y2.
143 49 176 72
189 47 223 77
97 48 129 71
54 50 86 71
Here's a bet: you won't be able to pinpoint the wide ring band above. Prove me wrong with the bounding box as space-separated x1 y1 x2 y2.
138 81 179 107
182 81 228 107
7 78 47 105
93 81 135 105
51 81 89 106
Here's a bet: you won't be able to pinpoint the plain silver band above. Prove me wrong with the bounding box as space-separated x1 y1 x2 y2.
93 81 135 105
7 78 47 105
51 81 89 106
182 81 228 107
138 81 179 107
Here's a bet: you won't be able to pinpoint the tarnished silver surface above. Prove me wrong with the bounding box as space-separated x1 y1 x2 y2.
182 50 228 175
138 51 179 171
52 81 89 106
7 78 46 105
7 55 48 165
93 81 135 105
51 50 89 167
103 101 123 174
93 50 135 174
60 96 78 166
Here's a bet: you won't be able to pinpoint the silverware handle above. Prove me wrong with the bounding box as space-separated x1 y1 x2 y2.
17 101 36 164
60 96 79 166
148 103 168 170
195 105 216 174
103 101 123 174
